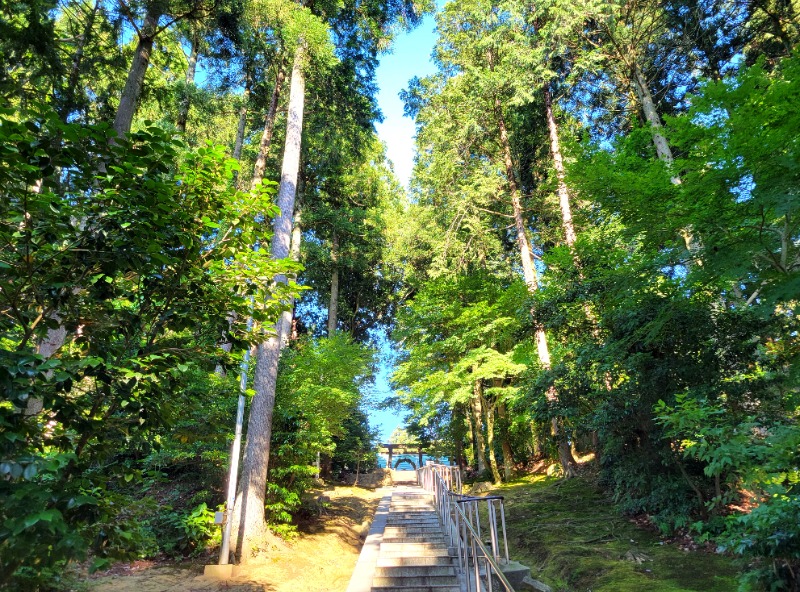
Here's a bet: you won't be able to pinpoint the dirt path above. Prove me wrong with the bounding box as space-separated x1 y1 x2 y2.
87 485 384 592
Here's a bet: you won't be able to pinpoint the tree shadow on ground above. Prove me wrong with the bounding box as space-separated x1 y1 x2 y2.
89 563 277 592
294 485 382 550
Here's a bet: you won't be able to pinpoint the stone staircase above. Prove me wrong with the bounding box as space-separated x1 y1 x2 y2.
370 488 461 592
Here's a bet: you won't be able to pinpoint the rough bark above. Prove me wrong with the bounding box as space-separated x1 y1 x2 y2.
233 72 253 187
327 232 339 335
494 96 579 478
547 85 610 451
471 380 488 474
216 84 254 373
530 421 543 459
251 65 286 190
631 64 701 261
544 88 577 248
483 395 502 484
60 0 99 120
453 404 467 472
632 65 677 173
113 8 160 138
466 403 476 470
234 46 306 563
176 27 200 133
497 401 514 481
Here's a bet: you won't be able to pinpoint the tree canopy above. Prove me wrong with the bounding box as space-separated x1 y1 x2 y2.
1 0 798 589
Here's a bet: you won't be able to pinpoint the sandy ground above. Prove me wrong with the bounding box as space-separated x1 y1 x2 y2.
87 485 385 592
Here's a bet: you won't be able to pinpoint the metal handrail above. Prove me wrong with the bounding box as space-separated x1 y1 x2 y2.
417 464 515 592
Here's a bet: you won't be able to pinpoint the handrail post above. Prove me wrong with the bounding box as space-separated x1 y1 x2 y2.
500 498 509 564
417 464 515 592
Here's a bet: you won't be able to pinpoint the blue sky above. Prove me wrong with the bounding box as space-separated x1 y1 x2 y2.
374 14 440 188
368 12 439 441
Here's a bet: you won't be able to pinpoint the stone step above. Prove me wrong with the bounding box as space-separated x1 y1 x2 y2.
392 494 432 499
379 545 452 557
377 556 455 568
388 508 437 513
382 536 449 544
373 575 459 587
386 524 442 530
374 566 457 578
382 529 447 536
371 586 461 592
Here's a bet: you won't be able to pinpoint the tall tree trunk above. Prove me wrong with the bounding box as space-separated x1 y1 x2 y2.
327 232 339 335
494 96 579 478
234 46 306 563
251 65 286 190
497 401 513 481
215 80 254 374
631 65 700 262
60 0 99 120
471 379 488 474
631 65 677 174
546 86 609 456
113 8 160 138
544 88 577 248
176 27 200 133
466 402 476 470
452 402 468 472
483 395 502 484
530 421 542 459
231 74 252 184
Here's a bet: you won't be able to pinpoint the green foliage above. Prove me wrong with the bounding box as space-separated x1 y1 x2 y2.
266 333 376 534
494 475 740 592
150 503 220 557
0 104 298 588
394 273 528 421
541 50 800 589
657 394 800 589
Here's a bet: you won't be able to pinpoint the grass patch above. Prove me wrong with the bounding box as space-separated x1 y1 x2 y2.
490 474 739 592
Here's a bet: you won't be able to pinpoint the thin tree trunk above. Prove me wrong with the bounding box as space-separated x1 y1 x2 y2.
230 74 251 187
251 65 286 190
632 65 677 175
471 380 488 474
483 395 502 485
494 95 579 478
466 402 476 471
453 402 467 472
234 46 306 563
631 65 700 263
113 8 160 138
544 88 577 248
546 85 611 449
497 401 513 481
176 27 200 133
215 81 254 374
25 312 66 416
530 421 542 459
60 0 99 120
327 232 339 335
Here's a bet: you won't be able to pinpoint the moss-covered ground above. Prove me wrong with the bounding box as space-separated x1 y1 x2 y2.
490 473 740 592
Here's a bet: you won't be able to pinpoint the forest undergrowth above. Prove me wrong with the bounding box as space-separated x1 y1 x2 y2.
83 484 383 592
493 469 740 592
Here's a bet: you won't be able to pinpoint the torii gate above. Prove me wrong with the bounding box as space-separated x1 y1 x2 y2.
378 443 425 470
